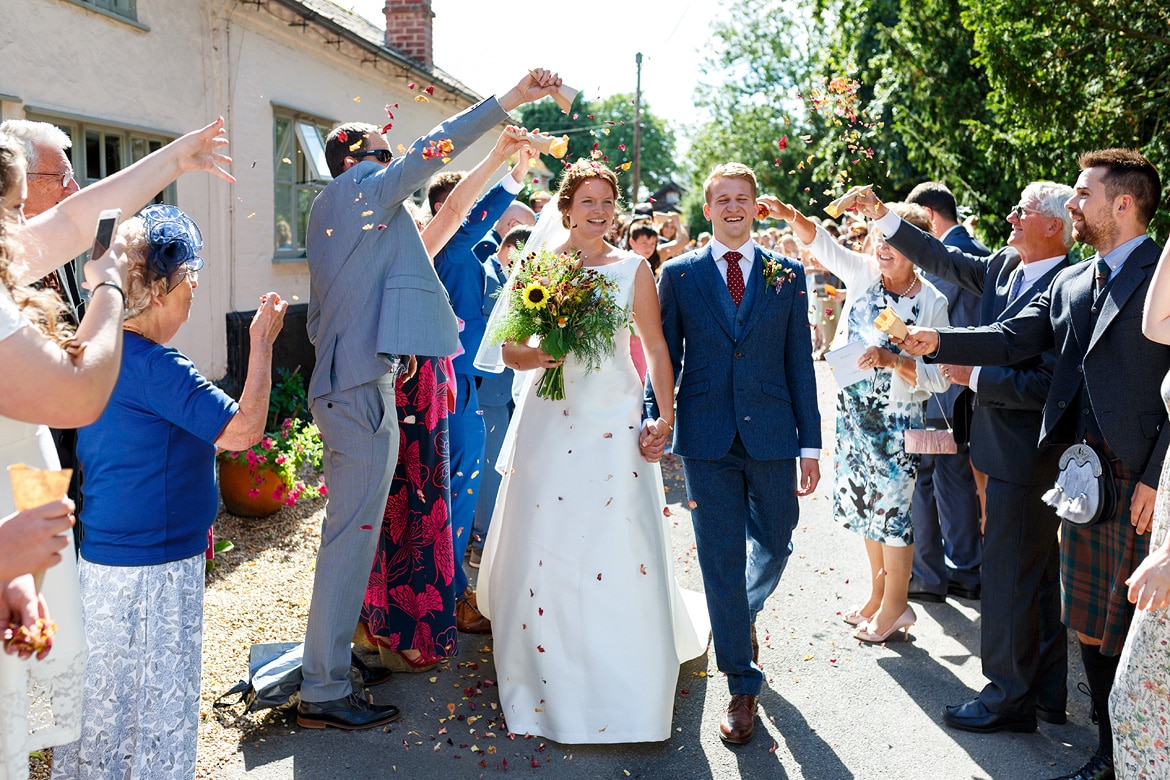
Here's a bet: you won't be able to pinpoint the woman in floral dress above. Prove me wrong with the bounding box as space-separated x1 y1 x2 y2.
1110 237 1170 779
781 200 950 643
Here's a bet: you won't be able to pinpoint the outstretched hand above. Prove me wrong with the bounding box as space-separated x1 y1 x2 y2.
249 292 288 347
899 326 940 357
499 69 563 112
757 196 796 223
175 117 235 184
852 188 888 220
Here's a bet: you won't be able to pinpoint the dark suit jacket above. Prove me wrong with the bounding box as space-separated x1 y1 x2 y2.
888 223 1067 486
646 245 821 461
932 236 1170 486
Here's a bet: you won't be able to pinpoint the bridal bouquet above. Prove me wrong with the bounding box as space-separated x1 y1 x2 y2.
488 247 627 401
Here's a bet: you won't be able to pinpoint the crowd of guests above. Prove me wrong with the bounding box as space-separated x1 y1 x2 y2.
2 64 1170 780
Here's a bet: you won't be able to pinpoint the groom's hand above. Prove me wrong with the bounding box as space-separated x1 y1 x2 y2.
499 68 562 112
796 457 820 496
639 420 667 463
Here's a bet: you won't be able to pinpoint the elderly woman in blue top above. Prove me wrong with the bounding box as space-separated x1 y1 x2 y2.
51 205 286 780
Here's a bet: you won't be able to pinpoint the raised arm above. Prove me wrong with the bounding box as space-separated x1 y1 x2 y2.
16 118 233 283
215 293 287 450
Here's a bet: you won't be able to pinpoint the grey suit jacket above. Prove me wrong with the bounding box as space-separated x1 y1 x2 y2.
887 222 1067 485
933 236 1170 486
306 98 508 401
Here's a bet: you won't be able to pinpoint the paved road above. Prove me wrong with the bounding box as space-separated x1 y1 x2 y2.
214 363 1096 779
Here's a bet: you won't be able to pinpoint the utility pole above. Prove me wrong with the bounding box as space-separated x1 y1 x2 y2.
631 51 643 205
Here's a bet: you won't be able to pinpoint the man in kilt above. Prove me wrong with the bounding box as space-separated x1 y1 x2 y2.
898 149 1167 780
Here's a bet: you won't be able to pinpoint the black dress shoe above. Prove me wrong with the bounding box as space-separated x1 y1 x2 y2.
1036 704 1068 725
947 581 981 600
1043 753 1114 780
296 692 401 730
907 587 945 603
942 698 1036 734
350 652 393 687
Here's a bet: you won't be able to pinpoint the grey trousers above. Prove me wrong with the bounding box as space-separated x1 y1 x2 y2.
301 373 399 702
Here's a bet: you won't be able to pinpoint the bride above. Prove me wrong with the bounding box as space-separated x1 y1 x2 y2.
475 159 708 743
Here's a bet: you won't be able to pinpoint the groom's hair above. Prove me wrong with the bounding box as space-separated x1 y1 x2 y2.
703 163 758 203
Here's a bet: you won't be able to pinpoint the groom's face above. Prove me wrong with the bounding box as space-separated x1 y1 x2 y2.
704 176 756 246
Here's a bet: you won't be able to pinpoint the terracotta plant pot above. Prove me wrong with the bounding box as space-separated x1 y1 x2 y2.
218 458 285 517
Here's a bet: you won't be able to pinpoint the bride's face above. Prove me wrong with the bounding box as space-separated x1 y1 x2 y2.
566 179 616 239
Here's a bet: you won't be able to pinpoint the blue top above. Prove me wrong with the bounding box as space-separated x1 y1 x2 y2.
78 333 238 566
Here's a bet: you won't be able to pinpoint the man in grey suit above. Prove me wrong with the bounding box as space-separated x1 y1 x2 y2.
297 69 561 730
901 150 1167 780
859 181 1074 734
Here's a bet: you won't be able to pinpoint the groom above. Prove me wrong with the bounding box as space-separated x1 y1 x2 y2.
644 162 821 745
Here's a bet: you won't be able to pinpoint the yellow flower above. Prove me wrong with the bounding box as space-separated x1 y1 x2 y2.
523 282 549 310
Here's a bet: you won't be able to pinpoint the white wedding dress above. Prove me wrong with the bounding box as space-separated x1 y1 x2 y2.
477 252 708 744
0 288 85 780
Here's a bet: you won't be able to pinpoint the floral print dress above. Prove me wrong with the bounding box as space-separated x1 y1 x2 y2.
358 356 458 661
1109 370 1170 779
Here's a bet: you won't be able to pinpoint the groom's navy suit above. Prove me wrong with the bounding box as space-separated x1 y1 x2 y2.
887 221 1070 718
647 242 820 695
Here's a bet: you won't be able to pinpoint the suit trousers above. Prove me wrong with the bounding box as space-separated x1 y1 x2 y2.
449 373 485 595
977 477 1067 715
472 397 513 543
301 374 399 702
911 451 982 592
681 437 798 696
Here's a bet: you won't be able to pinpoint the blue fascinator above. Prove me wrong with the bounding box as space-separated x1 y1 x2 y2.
140 204 204 285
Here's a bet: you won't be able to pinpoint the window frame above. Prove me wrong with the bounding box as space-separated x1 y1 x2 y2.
272 106 334 264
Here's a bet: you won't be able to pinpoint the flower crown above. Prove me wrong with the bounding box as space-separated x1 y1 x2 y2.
140 204 204 282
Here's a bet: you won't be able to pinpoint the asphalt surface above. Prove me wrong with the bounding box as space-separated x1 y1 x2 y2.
212 362 1098 779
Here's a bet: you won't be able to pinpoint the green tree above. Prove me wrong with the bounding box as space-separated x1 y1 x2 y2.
517 93 678 204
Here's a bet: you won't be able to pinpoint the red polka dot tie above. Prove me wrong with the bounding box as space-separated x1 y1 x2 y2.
724 251 745 306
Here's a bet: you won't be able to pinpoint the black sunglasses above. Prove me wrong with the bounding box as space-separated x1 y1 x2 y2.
351 149 393 163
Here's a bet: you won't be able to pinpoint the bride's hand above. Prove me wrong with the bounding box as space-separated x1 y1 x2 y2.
502 342 563 371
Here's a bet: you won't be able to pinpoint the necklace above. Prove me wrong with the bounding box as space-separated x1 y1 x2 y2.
884 272 918 297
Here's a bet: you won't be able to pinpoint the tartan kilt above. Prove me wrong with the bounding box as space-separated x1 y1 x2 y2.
1060 443 1151 657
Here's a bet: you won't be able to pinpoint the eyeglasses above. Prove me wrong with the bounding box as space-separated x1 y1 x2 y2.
351 149 393 163
27 169 75 188
1008 204 1044 220
165 259 203 294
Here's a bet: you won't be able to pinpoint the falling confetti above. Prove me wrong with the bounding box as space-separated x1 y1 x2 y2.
415 95 429 103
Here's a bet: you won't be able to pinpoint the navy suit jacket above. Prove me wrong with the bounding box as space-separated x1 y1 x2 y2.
646 245 820 461
933 236 1170 486
887 222 1067 485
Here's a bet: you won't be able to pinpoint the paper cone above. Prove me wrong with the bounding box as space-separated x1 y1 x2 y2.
873 306 909 341
526 132 570 159
824 184 873 219
8 464 72 591
551 84 578 114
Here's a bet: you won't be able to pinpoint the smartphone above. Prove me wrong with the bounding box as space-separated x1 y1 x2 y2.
90 208 121 260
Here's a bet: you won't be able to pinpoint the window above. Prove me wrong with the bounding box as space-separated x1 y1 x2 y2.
75 0 137 21
273 109 333 261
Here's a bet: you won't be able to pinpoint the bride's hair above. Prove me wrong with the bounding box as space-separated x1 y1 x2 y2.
556 159 621 229
0 133 70 345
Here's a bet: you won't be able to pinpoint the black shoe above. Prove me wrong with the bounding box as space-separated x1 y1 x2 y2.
942 698 1036 734
1036 704 1068 725
907 587 945 603
947 581 981 600
296 692 401 730
350 652 393 687
1043 754 1114 780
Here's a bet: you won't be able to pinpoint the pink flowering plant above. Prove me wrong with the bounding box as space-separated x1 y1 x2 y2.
218 369 326 508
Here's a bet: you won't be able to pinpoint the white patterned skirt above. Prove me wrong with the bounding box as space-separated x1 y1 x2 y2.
50 554 204 780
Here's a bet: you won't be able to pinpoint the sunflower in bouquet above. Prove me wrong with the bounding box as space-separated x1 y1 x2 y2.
488 247 628 400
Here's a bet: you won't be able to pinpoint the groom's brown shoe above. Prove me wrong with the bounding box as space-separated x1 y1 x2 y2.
719 694 758 745
456 588 491 634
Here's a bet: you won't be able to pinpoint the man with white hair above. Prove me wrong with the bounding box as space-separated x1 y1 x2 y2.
859 182 1075 734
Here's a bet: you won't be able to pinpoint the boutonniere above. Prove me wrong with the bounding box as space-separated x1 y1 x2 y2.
763 258 798 294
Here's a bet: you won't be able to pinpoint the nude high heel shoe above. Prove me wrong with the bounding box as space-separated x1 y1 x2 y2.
854 606 916 643
842 607 875 627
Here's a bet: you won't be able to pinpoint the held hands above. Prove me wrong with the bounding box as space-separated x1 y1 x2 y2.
175 117 235 184
499 69 563 112
0 500 75 581
898 326 940 357
638 418 672 464
249 292 289 347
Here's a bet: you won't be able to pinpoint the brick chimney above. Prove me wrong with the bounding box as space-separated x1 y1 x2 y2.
383 0 434 72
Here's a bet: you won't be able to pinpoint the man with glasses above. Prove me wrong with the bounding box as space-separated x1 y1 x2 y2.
299 69 561 731
858 182 1074 736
